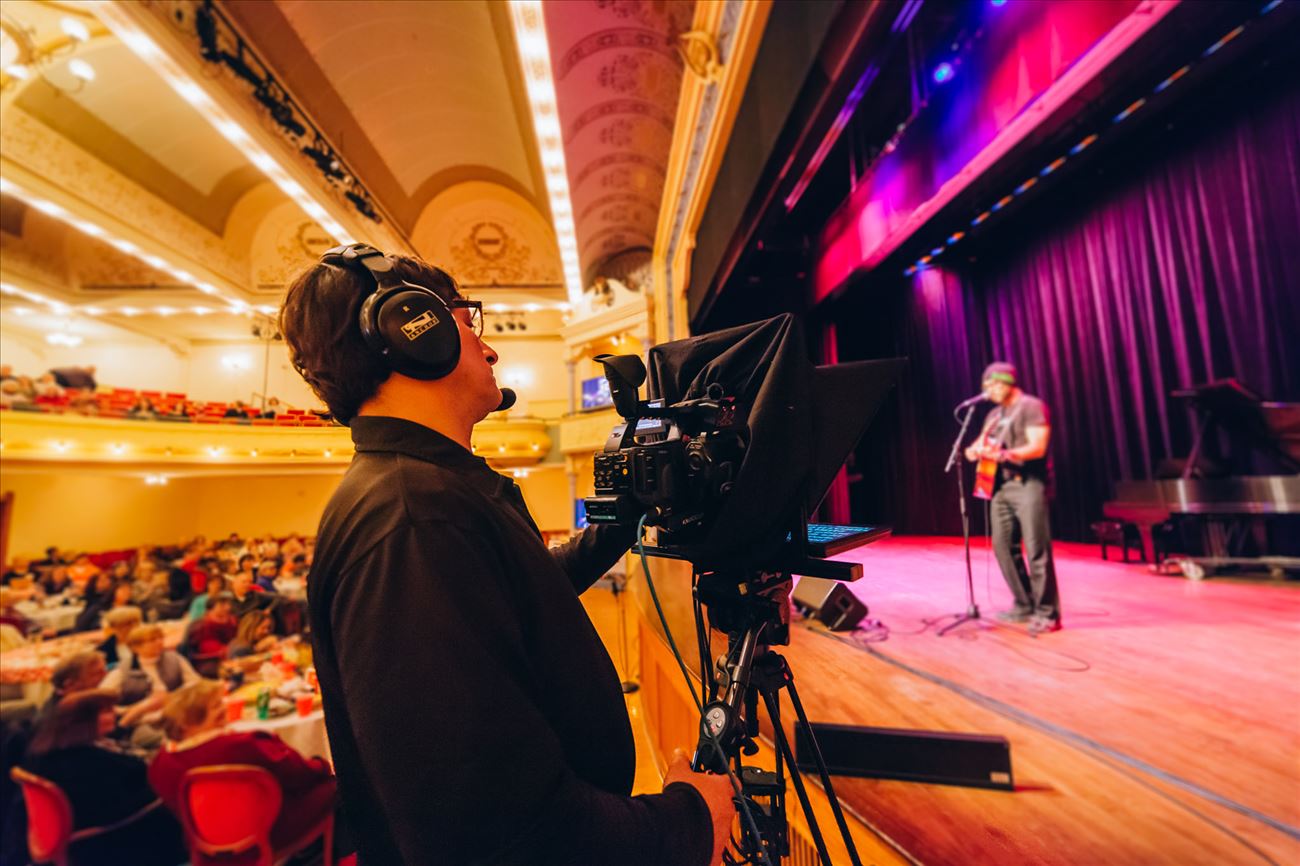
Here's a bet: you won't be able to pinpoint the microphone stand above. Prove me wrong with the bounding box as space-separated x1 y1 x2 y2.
938 402 984 636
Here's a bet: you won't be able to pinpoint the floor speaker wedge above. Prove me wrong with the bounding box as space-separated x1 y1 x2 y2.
792 577 867 631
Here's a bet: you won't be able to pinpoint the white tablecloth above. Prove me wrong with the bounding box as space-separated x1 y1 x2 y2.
232 708 331 765
15 601 84 634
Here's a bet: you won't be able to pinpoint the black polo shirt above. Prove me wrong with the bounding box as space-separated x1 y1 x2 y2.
308 416 711 865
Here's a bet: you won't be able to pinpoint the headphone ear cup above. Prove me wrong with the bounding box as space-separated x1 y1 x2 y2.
362 288 462 380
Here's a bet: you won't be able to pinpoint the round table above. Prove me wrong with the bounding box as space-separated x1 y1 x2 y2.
232 708 332 766
15 600 85 634
0 618 190 703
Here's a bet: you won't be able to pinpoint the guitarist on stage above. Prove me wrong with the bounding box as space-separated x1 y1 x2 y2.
964 362 1062 634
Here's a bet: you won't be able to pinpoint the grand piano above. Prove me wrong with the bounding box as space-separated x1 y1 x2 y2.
1102 380 1300 575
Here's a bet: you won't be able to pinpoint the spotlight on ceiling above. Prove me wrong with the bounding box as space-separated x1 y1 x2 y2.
932 62 955 85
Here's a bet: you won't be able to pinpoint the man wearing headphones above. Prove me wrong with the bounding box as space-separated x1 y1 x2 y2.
280 245 732 865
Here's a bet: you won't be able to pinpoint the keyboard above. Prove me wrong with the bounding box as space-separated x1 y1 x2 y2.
790 523 891 557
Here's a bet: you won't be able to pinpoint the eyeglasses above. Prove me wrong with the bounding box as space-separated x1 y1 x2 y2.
449 299 483 338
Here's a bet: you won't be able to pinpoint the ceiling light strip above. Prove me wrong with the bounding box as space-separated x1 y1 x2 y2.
0 174 249 315
85 2 355 245
508 1 583 306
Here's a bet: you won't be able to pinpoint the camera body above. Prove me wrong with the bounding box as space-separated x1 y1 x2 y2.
584 356 746 537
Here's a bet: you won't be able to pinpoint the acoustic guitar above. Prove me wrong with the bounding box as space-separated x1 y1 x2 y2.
973 430 1001 500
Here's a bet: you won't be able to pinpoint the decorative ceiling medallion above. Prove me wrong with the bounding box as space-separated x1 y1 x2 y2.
254 218 325 293
295 222 334 259
469 222 508 262
448 221 535 285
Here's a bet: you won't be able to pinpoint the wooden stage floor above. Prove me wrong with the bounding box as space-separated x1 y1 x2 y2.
729 535 1300 866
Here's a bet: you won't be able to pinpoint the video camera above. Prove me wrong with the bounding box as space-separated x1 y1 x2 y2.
584 353 748 540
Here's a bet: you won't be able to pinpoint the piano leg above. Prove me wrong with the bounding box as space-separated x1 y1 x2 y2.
1135 522 1157 565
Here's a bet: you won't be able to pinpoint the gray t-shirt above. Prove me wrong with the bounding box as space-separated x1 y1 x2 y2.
983 393 1051 483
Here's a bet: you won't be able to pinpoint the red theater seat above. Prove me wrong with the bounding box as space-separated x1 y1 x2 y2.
178 765 333 866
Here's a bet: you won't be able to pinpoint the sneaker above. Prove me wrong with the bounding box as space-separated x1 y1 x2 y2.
995 608 1033 623
1028 615 1062 635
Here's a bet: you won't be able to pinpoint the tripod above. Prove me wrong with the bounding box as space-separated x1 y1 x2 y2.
609 572 639 693
691 571 863 866
938 401 984 637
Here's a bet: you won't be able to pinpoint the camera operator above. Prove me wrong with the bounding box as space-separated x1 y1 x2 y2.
280 244 733 865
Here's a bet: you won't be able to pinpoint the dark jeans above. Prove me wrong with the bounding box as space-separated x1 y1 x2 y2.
990 477 1060 620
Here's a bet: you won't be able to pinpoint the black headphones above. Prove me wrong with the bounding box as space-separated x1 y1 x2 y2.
320 242 462 380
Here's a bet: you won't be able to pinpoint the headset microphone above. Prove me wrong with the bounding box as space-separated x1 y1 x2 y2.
495 388 517 412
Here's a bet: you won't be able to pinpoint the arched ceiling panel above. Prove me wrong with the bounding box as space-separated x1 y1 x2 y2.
410 181 563 301
11 39 263 235
543 0 694 282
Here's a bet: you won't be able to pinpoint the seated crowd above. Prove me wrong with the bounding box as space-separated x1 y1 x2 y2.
0 533 331 866
0 363 330 425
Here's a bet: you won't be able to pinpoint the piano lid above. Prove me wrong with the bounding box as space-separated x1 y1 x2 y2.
1171 379 1300 476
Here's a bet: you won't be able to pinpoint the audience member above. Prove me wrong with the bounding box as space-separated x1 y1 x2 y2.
259 396 284 418
101 625 200 707
125 395 157 419
31 547 64 570
229 568 268 619
23 689 187 866
33 651 108 732
149 681 336 855
66 554 101 586
0 378 31 408
40 565 72 597
1 557 35 586
32 373 65 399
0 589 35 636
187 574 227 621
223 399 251 418
255 559 281 592
97 607 144 668
227 610 278 659
48 365 96 390
186 593 238 658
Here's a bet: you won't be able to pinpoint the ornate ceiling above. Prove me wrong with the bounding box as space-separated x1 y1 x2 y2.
0 0 695 353
544 0 694 283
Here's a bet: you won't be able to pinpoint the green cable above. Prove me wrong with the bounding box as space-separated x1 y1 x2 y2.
635 515 775 866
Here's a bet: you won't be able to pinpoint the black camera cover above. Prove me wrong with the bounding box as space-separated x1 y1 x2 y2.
645 314 901 570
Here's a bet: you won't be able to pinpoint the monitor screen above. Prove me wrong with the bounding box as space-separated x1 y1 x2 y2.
574 498 589 529
581 376 613 410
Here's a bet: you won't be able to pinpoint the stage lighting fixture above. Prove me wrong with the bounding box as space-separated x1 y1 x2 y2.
932 62 955 85
195 4 219 60
991 0 1008 7
345 191 377 220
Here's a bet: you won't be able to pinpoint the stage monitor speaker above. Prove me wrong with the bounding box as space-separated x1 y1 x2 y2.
795 722 1013 791
792 577 867 631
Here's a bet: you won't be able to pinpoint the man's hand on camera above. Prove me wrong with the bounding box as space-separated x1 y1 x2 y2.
665 748 735 866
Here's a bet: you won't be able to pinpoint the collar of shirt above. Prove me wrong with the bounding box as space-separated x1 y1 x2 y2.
350 416 540 536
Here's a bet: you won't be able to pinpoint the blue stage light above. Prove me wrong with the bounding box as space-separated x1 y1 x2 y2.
991 0 1008 7
932 63 955 85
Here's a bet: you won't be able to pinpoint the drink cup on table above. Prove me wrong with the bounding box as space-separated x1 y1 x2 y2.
296 692 314 717
225 695 245 722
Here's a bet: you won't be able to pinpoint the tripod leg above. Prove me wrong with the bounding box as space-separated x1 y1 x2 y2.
781 675 865 866
758 687 836 866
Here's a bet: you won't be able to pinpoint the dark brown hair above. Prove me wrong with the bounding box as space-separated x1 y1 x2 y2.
29 688 118 754
279 253 462 424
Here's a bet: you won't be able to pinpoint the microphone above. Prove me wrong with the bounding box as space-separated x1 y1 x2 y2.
955 392 988 410
495 388 517 412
